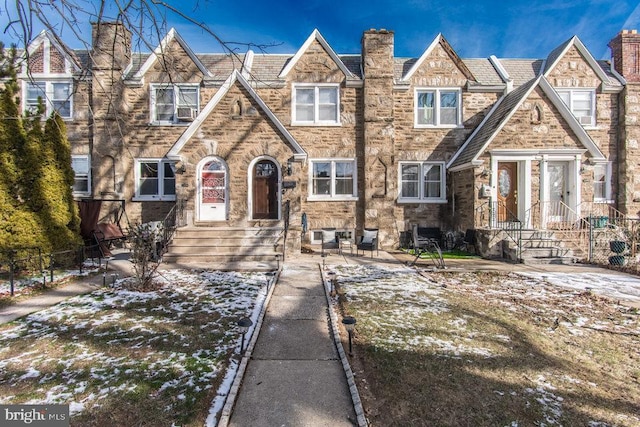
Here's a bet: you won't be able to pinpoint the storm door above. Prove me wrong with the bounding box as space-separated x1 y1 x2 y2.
252 160 279 220
199 158 227 221
547 161 569 223
497 162 518 223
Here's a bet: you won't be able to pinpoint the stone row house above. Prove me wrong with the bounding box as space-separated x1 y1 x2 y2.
14 22 640 261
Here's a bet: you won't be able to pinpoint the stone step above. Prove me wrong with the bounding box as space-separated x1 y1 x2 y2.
163 226 284 264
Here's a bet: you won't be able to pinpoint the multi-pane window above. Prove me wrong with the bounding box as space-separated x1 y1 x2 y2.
593 162 612 202
151 84 199 124
71 155 90 195
24 81 72 118
293 84 340 125
135 159 176 200
415 89 460 127
399 162 446 202
309 159 356 198
557 89 595 126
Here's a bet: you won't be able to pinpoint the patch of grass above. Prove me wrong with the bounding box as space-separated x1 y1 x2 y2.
0 270 266 425
338 267 640 426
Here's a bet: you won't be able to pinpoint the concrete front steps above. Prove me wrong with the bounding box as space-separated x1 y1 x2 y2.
162 226 284 265
519 230 577 265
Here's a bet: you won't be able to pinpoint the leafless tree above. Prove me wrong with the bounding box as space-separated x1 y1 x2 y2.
3 0 275 61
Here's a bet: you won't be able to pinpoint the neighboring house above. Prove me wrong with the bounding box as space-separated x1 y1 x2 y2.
14 23 640 260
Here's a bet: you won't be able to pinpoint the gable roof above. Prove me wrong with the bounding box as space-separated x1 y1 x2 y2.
130 28 213 81
401 33 476 82
542 36 612 86
167 70 307 161
22 30 82 74
277 29 356 79
447 75 605 170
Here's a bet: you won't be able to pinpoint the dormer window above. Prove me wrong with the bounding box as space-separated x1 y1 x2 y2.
292 84 340 126
150 84 199 125
557 89 595 127
415 88 461 128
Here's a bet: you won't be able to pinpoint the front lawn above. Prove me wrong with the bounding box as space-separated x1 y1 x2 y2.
334 264 640 426
0 269 268 426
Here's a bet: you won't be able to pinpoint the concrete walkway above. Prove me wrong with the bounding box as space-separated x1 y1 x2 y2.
0 252 134 324
225 256 361 427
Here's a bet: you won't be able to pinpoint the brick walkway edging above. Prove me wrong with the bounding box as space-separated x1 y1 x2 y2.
217 269 280 427
321 265 369 427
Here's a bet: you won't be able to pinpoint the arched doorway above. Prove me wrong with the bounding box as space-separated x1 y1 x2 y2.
198 157 227 221
252 159 279 220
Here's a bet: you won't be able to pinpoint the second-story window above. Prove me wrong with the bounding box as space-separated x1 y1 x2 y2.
25 81 72 119
150 84 199 124
292 84 340 125
557 89 595 127
415 88 461 127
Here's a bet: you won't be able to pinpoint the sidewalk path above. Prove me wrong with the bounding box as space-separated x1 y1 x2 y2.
226 257 358 427
0 253 133 324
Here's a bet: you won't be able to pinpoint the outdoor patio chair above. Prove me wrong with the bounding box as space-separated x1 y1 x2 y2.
357 228 379 258
321 228 339 255
410 225 445 269
461 229 477 254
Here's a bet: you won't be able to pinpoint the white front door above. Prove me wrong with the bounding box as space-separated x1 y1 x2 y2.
548 161 569 222
199 158 227 221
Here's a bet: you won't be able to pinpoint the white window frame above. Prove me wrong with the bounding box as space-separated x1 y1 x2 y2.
71 155 91 196
414 88 462 128
307 159 357 201
593 161 613 203
292 83 341 126
150 83 200 125
134 159 177 201
23 80 73 119
397 161 447 203
556 89 596 127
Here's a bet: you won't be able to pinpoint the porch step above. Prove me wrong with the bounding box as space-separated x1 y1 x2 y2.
162 226 284 264
514 231 577 265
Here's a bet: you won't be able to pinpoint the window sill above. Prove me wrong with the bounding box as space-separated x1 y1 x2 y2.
593 199 614 204
132 196 177 202
149 122 191 126
397 198 447 204
292 122 341 127
307 196 358 202
414 124 463 129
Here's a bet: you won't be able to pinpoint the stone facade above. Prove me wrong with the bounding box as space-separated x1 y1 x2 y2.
14 24 640 257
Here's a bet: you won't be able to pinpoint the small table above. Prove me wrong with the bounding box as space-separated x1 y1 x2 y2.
339 240 353 255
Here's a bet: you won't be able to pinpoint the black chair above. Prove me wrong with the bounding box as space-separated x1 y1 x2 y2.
410 225 445 268
321 228 339 255
462 229 476 254
357 228 379 258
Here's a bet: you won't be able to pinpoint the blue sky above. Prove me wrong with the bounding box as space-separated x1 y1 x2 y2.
2 0 640 60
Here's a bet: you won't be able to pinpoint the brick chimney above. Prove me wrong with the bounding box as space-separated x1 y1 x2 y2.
610 29 640 218
609 29 640 82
